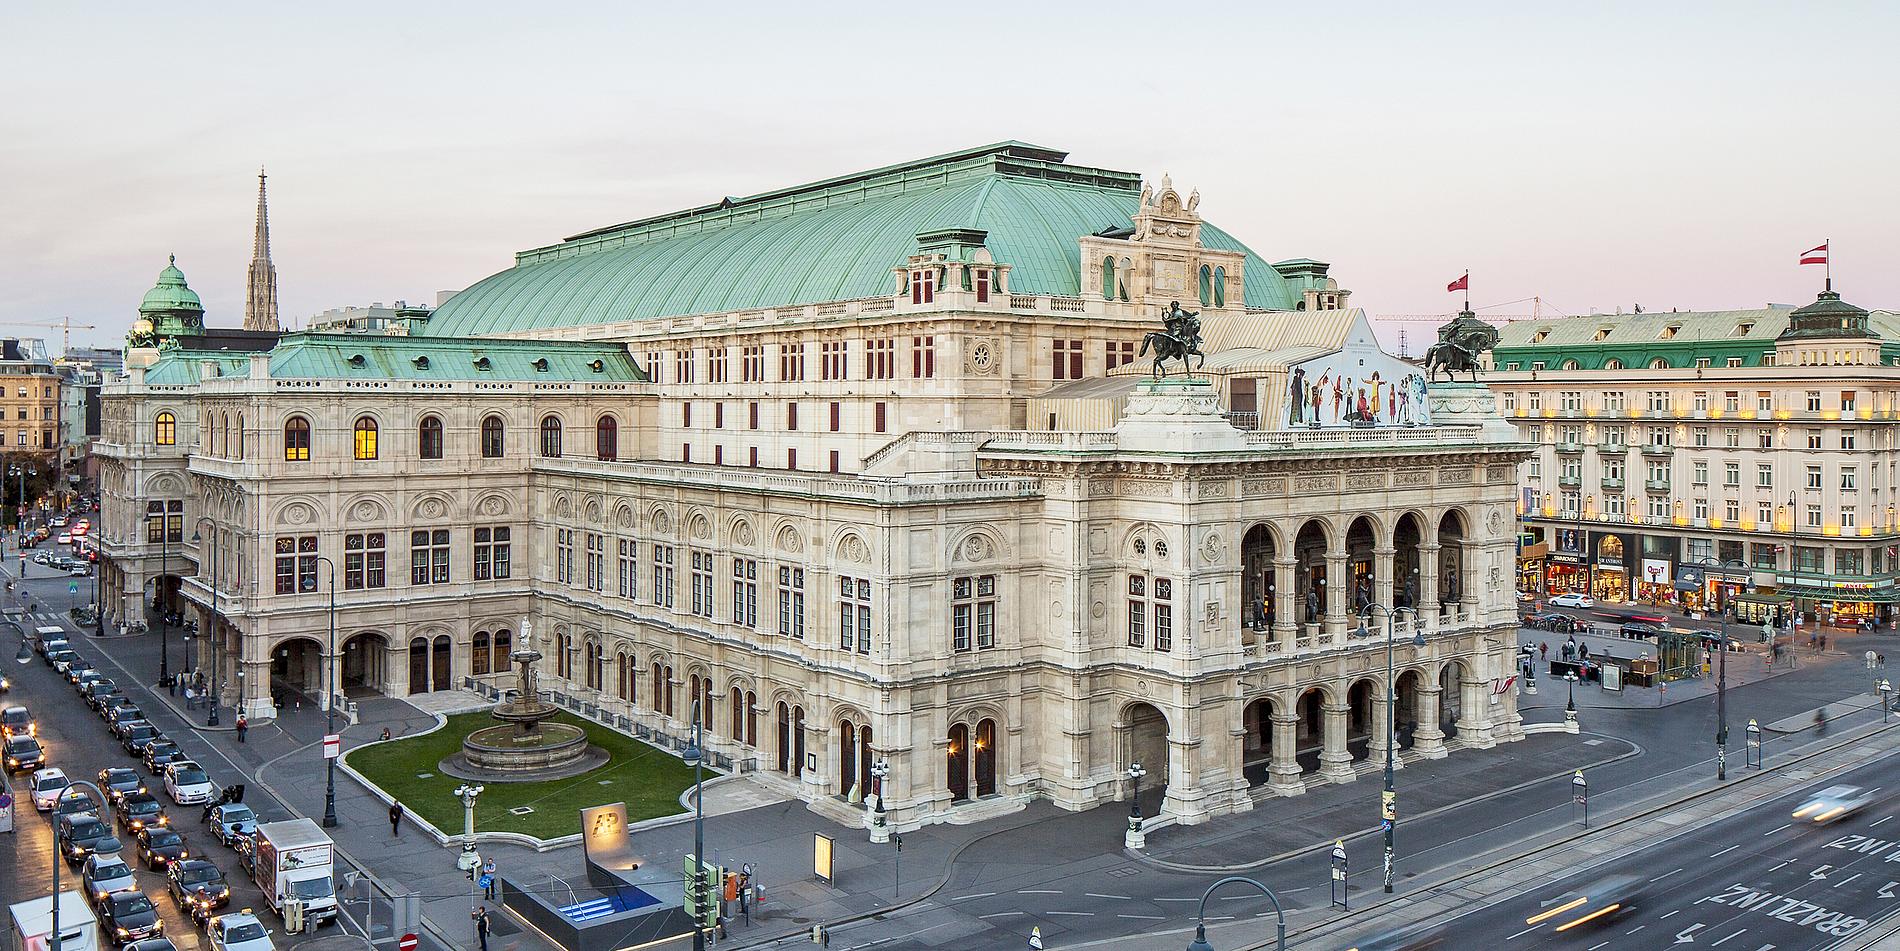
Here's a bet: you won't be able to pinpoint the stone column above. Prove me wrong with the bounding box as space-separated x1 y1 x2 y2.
1267 711 1304 796
1319 700 1356 783
1324 550 1348 642
1271 558 1297 650
1367 691 1393 765
1459 669 1496 749
238 658 274 722
1373 546 1396 612
1419 544 1442 632
1413 686 1448 758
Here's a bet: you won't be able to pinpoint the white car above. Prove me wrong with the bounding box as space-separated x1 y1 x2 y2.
1794 785 1874 825
163 761 217 805
207 910 276 951
1548 592 1596 609
31 767 70 810
55 533 71 545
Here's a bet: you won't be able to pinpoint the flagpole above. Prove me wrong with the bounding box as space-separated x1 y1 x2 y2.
1463 269 1470 313
1825 238 1831 293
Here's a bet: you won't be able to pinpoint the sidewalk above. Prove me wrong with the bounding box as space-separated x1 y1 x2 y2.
1515 624 1811 710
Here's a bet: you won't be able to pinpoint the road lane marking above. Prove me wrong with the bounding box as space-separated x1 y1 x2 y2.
1018 889 1063 894
1712 845 1742 858
1766 823 1791 836
1660 910 1681 919
1203 916 1235 921
1085 894 1132 901
979 912 1023 919
1875 816 1895 828
1834 873 1862 888
1588 943 1608 950
1710 929 1747 946
1626 925 1645 935
1117 914 1165 920
950 893 994 902
1505 926 1539 939
1046 911 1093 917
1154 898 1198 902
1769 860 1792 872
1650 867 1685 883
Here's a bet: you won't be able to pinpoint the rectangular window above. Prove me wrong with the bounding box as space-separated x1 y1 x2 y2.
651 544 675 608
749 402 759 430
715 403 724 429
829 402 841 432
731 558 758 627
749 447 759 467
1758 431 1774 450
474 526 511 580
951 574 997 652
708 348 729 383
1843 467 1858 490
1561 391 1581 412
1693 461 1708 485
1724 462 1740 486
742 345 765 382
1807 505 1823 528
1843 508 1859 530
555 529 573 584
1126 575 1146 648
866 338 896 380
1759 502 1775 527
1726 499 1741 522
1105 341 1135 369
683 403 692 427
1807 391 1822 412
274 535 318 595
1806 465 1823 489
405 529 448 585
909 268 935 304
1807 430 1823 450
786 402 798 431
344 532 386 590
1693 427 1709 447
1842 390 1858 413
675 349 695 384
875 402 887 433
1757 465 1774 488
1153 577 1173 651
1752 543 1778 568
911 336 936 378
690 551 714 619
777 567 805 639
829 450 840 473
1725 428 1739 448
780 343 806 382
787 448 797 470
839 576 871 654
1052 339 1083 380
1757 391 1773 412
821 341 848 380
617 538 637 599
1842 431 1857 450
1694 498 1709 520
585 532 605 593
1604 392 1625 413
1724 391 1740 412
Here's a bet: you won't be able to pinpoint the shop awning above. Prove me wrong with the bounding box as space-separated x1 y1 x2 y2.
1736 591 1793 604
1776 585 1900 604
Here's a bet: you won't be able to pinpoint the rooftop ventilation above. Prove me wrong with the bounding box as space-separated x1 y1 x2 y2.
347 354 366 367
588 359 604 373
531 358 550 372
412 355 430 370
473 356 491 371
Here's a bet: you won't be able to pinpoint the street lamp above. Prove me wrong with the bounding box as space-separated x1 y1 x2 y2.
1564 670 1579 731
869 758 899 897
315 555 339 827
192 518 224 726
682 701 708 951
1712 607 1732 780
47 779 107 950
1183 876 1287 951
1358 602 1422 895
1125 762 1147 849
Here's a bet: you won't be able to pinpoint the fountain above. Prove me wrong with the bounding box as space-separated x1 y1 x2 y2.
446 620 603 781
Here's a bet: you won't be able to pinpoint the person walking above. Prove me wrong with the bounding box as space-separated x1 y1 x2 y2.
482 858 497 900
389 801 403 838
474 906 491 951
235 713 248 743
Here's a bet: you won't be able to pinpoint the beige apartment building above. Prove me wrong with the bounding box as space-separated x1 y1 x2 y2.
1488 291 1900 626
98 143 1527 832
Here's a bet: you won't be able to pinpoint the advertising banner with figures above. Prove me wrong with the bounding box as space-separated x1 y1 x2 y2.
1280 318 1432 430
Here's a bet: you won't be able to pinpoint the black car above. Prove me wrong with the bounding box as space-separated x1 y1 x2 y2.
123 939 180 951
115 791 169 834
144 741 186 774
120 724 162 755
166 859 230 918
53 790 103 823
99 889 163 945
58 814 122 867
4 734 45 772
66 659 96 685
135 825 189 869
99 695 137 720
98 767 146 805
82 677 118 703
106 703 145 730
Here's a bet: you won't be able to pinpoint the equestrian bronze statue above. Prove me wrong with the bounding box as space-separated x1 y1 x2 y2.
1139 301 1207 379
1423 310 1501 382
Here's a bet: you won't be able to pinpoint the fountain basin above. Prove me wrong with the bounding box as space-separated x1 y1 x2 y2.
457 722 591 775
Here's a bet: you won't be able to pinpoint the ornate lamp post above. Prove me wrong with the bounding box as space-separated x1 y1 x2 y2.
682 702 708 951
316 555 339 827
1358 602 1421 894
1183 876 1287 951
1125 762 1147 849
1564 670 1580 732
869 758 890 844
47 780 108 950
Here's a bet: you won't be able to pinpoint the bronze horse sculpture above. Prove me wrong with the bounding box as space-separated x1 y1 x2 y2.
1140 301 1207 379
1423 313 1501 382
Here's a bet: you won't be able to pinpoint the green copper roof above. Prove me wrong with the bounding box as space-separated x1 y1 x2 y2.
139 255 204 316
423 142 1300 338
143 334 647 384
1493 305 1900 370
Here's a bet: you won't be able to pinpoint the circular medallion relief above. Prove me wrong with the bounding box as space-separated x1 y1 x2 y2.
963 535 994 562
969 340 997 375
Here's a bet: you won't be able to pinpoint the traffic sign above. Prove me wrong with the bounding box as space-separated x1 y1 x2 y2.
68 581 77 594
398 933 418 951
322 734 342 759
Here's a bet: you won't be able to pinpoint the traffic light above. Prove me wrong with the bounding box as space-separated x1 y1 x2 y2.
682 855 721 931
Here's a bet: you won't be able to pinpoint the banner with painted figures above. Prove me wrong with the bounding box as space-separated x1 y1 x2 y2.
1280 321 1433 430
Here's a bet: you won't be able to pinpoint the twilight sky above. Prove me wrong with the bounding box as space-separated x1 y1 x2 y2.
3 1 1895 352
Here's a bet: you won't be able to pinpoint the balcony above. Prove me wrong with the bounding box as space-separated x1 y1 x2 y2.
1644 479 1672 493
1223 411 1261 431
1640 444 1676 457
1600 477 1625 491
1555 442 1585 454
1558 475 1582 489
1596 441 1628 454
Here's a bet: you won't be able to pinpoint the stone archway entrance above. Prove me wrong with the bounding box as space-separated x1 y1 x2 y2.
339 632 390 696
1123 701 1170 808
270 637 323 701
1441 661 1469 739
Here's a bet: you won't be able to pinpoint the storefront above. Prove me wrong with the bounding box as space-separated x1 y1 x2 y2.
1775 578 1898 626
1734 591 1792 627
1517 542 1549 594
1703 569 1753 615
1591 531 1634 603
1637 557 1677 607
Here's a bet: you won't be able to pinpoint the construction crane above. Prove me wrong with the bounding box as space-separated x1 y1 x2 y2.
1374 296 1569 326
0 317 98 355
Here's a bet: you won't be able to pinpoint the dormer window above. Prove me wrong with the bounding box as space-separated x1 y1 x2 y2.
1593 328 1612 341
473 356 492 371
1733 322 1754 337
412 356 430 370
909 268 935 305
1531 329 1551 343
348 354 367 367
531 358 550 372
588 359 605 373
1659 324 1682 340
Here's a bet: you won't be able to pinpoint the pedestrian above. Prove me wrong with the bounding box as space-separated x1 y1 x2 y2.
1539 641 1549 660
235 713 248 743
184 684 195 709
474 906 490 951
1820 632 1829 651
380 727 392 742
482 858 497 899
389 801 403 838
1816 708 1829 735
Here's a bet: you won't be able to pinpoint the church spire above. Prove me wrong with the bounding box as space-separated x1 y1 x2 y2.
243 167 281 331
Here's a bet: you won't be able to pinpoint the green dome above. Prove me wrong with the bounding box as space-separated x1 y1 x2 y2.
424 142 1302 338
139 255 204 316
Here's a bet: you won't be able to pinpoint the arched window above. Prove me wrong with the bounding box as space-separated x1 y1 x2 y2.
616 651 634 703
585 640 602 690
1119 257 1131 301
481 415 505 458
1604 358 1624 370
1212 266 1226 307
1560 359 1581 370
472 630 491 676
1101 256 1115 301
540 415 562 458
948 723 970 801
555 633 571 679
1648 357 1669 370
650 662 663 713
596 415 618 461
1198 265 1212 306
744 690 757 747
419 416 444 460
154 412 176 446
730 687 745 741
283 416 311 461
493 625 511 661
838 718 859 797
975 718 998 796
353 416 379 460
236 414 244 459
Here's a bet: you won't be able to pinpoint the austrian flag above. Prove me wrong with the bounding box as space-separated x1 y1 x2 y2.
1800 242 1829 266
1446 273 1469 293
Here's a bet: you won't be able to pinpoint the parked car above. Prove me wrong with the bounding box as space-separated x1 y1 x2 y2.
1 704 35 737
207 803 257 846
164 762 217 806
120 723 164 756
48 649 79 673
115 791 170 834
65 659 96 685
124 939 181 951
31 767 71 810
81 853 139 904
73 669 104 694
136 825 190 869
58 813 123 867
1548 592 1597 609
205 910 274 951
99 695 137 720
99 888 164 945
5 734 46 771
144 740 187 774
106 704 145 731
99 767 146 805
83 677 119 704
168 858 231 919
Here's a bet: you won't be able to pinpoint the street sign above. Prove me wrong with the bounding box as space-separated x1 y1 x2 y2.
67 581 77 595
322 734 341 759
398 933 418 951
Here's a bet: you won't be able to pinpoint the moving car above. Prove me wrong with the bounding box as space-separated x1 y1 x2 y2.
1548 592 1596 609
207 804 257 846
205 910 275 951
1 704 34 738
1345 921 1453 950
58 813 123 867
115 791 169 834
81 853 139 904
5 734 46 772
167 859 230 919
53 790 104 823
1522 874 1647 934
98 767 146 806
99 889 164 946
135 826 190 870
163 762 217 806
31 767 72 810
1794 785 1874 824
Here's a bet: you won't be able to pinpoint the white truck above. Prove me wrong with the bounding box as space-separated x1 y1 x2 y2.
9 890 100 951
250 818 338 927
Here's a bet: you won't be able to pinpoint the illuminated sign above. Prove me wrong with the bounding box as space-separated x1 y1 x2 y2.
813 834 834 883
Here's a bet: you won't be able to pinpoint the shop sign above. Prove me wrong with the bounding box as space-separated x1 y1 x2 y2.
1642 558 1673 585
1674 564 1705 593
1549 553 1585 566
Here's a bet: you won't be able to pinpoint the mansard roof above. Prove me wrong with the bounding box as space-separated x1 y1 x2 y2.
422 142 1301 338
142 333 646 384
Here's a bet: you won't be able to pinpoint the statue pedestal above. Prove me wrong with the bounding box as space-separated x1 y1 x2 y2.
1113 378 1246 453
1426 381 1519 441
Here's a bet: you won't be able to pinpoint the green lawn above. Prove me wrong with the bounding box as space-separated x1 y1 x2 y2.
345 711 703 840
